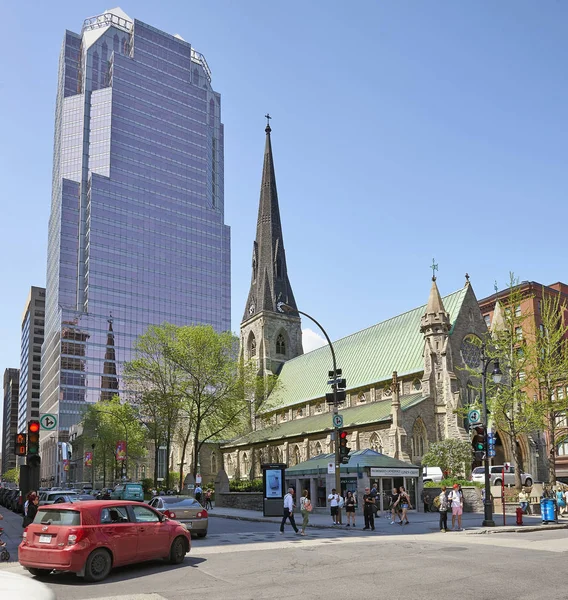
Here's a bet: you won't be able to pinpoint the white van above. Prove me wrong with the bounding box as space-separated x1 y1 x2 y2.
422 466 444 483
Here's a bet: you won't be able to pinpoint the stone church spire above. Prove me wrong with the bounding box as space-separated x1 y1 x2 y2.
420 277 450 335
240 119 303 376
243 120 298 321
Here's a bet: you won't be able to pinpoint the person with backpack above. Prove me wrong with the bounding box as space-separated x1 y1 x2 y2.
436 486 449 532
299 489 312 535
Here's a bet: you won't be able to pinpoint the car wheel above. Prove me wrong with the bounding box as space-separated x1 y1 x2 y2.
84 548 112 582
27 568 51 578
196 531 207 538
525 478 533 486
169 536 187 564
494 479 502 487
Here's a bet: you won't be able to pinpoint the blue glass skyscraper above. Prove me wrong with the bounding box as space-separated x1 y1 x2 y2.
40 8 230 481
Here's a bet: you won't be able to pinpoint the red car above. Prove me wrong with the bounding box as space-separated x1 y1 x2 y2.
19 500 191 582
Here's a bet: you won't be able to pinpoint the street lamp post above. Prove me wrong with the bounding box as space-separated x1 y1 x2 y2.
277 303 343 519
95 409 129 481
480 343 502 527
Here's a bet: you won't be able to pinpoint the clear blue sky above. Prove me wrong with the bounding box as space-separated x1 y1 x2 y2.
1 1 567 374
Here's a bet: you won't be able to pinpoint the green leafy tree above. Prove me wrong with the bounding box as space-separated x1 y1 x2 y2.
534 290 568 484
123 324 183 489
2 467 19 484
487 274 544 489
164 325 255 483
422 439 472 478
81 396 147 486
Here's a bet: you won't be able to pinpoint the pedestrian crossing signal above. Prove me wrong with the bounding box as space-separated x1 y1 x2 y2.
14 432 27 456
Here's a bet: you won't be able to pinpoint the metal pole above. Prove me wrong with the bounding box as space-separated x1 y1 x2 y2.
481 344 495 527
281 306 342 523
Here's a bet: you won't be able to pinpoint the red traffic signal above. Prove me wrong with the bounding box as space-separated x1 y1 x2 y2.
29 421 40 433
28 420 41 455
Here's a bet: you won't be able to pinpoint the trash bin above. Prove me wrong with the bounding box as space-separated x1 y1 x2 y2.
541 498 555 523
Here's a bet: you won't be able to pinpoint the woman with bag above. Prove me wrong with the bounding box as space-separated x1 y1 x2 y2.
435 486 449 532
300 489 312 535
345 491 356 527
398 486 412 525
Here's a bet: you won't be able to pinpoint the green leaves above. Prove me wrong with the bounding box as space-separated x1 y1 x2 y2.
422 438 473 478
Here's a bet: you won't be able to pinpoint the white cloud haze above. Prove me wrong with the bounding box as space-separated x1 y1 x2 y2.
302 328 328 353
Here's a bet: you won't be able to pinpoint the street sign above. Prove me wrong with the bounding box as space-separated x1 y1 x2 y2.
504 462 511 472
488 449 496 458
468 409 481 425
327 462 335 474
332 414 343 428
40 413 57 431
196 474 202 484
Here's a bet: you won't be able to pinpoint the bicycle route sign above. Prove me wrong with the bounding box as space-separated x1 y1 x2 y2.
467 409 481 425
40 413 58 431
332 414 343 428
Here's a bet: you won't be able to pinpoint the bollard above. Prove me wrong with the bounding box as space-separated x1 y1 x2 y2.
516 506 523 526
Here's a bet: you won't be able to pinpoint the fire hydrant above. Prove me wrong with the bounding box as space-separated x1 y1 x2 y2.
516 507 524 526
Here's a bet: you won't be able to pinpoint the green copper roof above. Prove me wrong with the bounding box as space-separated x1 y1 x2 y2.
224 393 426 448
285 449 420 475
269 287 468 410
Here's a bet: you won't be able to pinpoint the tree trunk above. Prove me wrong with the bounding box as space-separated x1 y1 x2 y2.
153 441 159 488
511 437 522 490
192 423 201 477
178 426 192 494
165 423 172 490
549 415 557 485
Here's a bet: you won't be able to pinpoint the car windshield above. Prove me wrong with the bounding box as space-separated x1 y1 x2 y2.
472 467 485 474
162 497 200 507
35 509 81 526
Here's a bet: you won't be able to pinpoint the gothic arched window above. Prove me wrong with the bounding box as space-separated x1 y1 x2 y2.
369 433 383 453
210 452 218 474
314 441 323 456
276 334 286 355
226 454 234 476
248 333 257 357
276 257 283 279
290 445 301 466
412 418 428 459
242 452 249 476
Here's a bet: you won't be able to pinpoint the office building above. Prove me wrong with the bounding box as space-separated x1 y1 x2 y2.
18 287 46 436
41 8 230 482
2 369 20 475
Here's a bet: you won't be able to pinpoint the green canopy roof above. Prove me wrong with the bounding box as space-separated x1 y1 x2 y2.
285 449 420 476
224 393 426 448
268 287 468 410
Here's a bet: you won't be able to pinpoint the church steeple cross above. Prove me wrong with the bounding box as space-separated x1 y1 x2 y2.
265 113 272 126
430 258 438 281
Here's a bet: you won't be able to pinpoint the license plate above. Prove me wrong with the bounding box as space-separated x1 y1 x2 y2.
185 522 193 529
39 535 52 544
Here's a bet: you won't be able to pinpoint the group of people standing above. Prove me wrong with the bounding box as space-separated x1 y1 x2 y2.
434 484 464 532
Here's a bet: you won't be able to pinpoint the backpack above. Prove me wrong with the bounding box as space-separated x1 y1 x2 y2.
438 492 449 512
338 496 345 508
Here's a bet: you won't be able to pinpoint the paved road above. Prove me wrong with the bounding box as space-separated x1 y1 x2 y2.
3 510 568 600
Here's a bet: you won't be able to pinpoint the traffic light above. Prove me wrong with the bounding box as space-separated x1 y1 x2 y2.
27 420 41 468
14 433 27 456
338 430 351 464
471 424 486 461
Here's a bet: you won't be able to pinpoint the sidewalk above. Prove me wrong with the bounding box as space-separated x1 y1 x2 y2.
209 505 568 535
0 506 23 562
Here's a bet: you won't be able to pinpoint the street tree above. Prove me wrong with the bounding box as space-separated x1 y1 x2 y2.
81 396 147 486
487 274 544 489
2 467 19 484
422 438 472 478
533 289 568 484
123 324 183 489
164 325 255 484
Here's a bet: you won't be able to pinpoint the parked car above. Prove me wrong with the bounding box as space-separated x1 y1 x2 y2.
19 500 190 582
38 491 79 506
471 465 533 487
148 495 208 538
110 483 144 502
422 466 444 483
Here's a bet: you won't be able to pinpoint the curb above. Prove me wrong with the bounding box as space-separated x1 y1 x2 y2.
466 523 568 535
209 513 342 530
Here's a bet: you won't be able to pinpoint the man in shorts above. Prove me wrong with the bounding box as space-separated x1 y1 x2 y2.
449 483 463 531
328 488 340 525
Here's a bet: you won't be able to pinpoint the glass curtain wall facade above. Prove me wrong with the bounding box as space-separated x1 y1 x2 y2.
41 9 230 482
2 369 20 475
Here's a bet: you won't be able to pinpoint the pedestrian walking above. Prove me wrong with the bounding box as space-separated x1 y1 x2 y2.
328 488 340 525
23 494 38 528
345 491 356 527
398 486 412 525
204 488 213 510
436 486 449 532
555 487 566 517
280 487 300 534
449 483 464 531
195 484 203 505
362 487 375 530
390 487 402 524
299 489 312 535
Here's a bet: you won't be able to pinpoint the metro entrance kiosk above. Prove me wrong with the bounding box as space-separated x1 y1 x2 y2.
262 462 286 517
